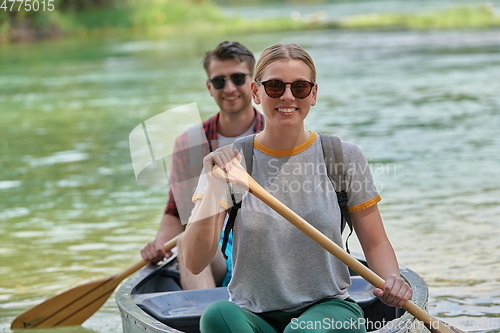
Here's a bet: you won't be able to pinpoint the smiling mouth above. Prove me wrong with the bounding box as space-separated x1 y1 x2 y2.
277 107 297 114
224 96 239 101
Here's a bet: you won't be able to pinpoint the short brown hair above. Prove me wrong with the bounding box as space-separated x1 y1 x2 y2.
254 43 316 83
203 41 255 77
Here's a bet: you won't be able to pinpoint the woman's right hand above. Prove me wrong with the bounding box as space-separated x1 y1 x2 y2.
202 146 242 187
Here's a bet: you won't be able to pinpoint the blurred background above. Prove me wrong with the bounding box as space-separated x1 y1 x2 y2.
1 0 500 332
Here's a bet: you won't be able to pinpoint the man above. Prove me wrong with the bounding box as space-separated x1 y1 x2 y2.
141 41 264 289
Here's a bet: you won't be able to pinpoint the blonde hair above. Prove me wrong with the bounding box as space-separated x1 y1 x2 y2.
254 43 316 83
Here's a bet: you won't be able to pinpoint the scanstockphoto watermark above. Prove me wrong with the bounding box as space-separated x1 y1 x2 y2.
289 317 366 330
288 317 408 330
288 317 498 331
288 317 407 331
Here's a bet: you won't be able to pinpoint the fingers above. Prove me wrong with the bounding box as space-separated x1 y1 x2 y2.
140 240 167 264
203 146 241 172
214 148 234 172
373 274 413 308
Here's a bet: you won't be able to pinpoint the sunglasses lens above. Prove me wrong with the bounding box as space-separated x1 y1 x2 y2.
230 73 247 86
210 76 226 89
291 80 313 99
261 80 313 99
263 80 286 98
210 73 248 89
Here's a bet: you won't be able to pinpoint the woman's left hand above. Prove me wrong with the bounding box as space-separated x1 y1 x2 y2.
372 274 413 308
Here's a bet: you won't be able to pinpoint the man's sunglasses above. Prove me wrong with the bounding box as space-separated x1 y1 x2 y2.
209 73 250 90
256 79 315 99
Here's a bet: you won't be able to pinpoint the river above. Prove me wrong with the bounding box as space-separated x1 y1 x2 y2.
1 2 500 333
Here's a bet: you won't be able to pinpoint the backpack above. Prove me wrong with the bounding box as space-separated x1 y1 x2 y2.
221 133 353 259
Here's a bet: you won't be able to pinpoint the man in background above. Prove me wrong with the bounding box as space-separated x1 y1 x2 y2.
141 41 264 289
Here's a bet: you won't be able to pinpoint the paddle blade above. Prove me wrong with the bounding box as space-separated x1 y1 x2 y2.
11 275 120 329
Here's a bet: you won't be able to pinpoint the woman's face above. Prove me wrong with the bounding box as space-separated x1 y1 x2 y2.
251 59 317 130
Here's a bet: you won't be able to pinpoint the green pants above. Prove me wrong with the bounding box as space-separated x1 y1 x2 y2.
200 298 366 333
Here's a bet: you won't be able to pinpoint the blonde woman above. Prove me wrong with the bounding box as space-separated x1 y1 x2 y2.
181 43 412 333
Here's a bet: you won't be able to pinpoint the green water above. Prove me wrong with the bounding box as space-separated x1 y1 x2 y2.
1 14 500 333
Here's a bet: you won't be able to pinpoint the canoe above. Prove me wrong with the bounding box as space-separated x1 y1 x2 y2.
116 253 429 333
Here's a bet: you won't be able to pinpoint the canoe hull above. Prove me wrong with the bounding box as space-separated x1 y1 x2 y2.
116 254 428 333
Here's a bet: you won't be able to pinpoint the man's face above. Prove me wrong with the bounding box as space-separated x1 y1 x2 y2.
206 58 253 116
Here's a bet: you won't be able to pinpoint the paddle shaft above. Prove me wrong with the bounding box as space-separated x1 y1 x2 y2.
248 181 440 327
213 163 463 333
115 235 179 281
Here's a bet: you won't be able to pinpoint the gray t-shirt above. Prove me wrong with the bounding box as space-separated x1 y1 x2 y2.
193 132 380 313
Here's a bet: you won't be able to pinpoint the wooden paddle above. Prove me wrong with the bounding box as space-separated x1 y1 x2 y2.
213 161 465 333
11 235 179 329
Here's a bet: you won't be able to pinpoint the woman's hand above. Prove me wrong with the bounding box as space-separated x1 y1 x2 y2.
372 274 413 308
202 146 242 187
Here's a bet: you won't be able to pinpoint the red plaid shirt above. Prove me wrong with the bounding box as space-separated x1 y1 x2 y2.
165 109 264 223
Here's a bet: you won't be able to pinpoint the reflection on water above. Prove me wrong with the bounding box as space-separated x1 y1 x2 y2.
1 11 500 333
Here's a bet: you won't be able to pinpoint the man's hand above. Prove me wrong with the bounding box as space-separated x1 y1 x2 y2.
140 238 172 263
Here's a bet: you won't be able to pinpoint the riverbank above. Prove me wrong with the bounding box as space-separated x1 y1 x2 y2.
0 0 313 43
338 4 500 30
1 2 500 44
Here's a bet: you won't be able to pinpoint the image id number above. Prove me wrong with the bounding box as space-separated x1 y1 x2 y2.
1 0 55 11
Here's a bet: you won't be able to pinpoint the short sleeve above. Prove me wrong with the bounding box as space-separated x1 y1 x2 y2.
342 141 381 213
191 171 231 210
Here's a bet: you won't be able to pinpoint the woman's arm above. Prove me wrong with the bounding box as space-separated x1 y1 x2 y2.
182 195 227 275
181 146 240 275
352 204 413 308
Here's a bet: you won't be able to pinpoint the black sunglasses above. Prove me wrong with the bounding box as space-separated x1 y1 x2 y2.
209 73 250 90
257 79 315 99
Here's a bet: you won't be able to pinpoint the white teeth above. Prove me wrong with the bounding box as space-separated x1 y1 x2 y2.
277 108 296 113
225 96 238 100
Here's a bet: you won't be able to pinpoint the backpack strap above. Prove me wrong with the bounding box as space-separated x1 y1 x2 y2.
319 134 353 253
221 134 255 259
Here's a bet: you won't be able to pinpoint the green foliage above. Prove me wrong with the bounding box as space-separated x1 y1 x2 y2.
0 11 61 42
408 5 500 29
59 0 227 31
5 1 498 43
0 0 311 42
213 0 326 5
339 4 500 30
127 0 225 30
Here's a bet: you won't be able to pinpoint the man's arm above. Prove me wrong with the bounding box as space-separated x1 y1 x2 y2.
141 132 194 263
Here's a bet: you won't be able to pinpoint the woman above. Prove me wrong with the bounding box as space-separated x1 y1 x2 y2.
181 43 413 333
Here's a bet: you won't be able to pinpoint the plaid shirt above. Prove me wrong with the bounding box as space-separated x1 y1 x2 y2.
165 109 264 224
